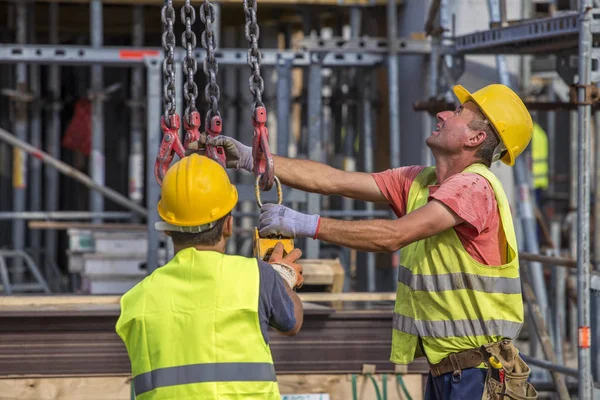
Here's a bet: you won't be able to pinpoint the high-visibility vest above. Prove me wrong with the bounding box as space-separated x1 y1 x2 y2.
115 248 281 400
532 123 549 190
390 163 524 366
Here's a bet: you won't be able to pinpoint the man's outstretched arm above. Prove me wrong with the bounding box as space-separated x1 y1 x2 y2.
258 200 464 253
194 134 387 203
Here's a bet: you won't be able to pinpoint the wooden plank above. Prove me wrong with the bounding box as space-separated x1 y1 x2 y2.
0 374 422 400
31 0 403 6
0 292 396 310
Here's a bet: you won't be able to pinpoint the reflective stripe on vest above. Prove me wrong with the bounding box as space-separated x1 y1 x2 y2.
397 265 521 294
392 313 523 339
390 164 524 365
116 249 280 400
133 362 277 397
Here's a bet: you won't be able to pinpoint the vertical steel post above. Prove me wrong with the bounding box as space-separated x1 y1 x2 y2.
487 0 551 381
28 3 42 270
550 220 565 365
387 0 400 170
45 1 61 281
547 85 556 210
146 59 162 273
576 1 593 397
595 85 600 271
12 0 28 284
362 72 376 293
276 57 292 158
129 5 145 223
569 110 579 355
306 55 322 259
90 0 105 223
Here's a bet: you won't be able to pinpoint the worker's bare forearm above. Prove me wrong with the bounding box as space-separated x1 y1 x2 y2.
317 218 405 253
273 155 386 202
274 155 336 194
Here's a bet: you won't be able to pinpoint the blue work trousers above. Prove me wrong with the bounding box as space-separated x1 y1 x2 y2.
424 368 487 400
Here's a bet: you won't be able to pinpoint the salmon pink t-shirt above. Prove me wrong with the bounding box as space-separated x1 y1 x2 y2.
372 166 503 266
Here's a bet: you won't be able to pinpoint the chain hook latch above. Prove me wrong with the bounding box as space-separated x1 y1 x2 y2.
155 114 184 186
252 106 274 191
204 114 226 168
183 110 201 149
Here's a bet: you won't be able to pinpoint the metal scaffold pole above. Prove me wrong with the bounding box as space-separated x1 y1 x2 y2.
129 5 145 222
576 1 593 398
90 0 105 224
12 0 28 285
45 1 61 284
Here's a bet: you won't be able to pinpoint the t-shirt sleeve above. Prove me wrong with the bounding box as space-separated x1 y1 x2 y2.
429 172 496 236
257 260 296 339
371 166 425 217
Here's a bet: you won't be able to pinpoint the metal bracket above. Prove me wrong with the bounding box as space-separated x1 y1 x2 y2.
556 53 578 85
569 84 600 105
298 36 432 55
442 54 465 83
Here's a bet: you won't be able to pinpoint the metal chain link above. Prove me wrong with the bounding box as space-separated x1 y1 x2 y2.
181 0 199 125
161 0 177 127
200 0 221 129
243 0 265 112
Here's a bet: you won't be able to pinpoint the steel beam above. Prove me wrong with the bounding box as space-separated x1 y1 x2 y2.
276 56 292 158
0 45 384 67
0 211 133 220
306 56 323 259
576 2 593 398
28 3 42 270
452 12 581 55
129 5 145 222
90 0 104 224
145 59 162 273
298 37 431 54
44 1 61 286
12 1 28 285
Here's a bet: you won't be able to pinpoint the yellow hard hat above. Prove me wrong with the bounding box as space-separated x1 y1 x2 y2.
453 84 533 166
156 154 238 232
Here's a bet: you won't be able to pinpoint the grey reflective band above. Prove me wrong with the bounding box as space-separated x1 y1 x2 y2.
393 313 522 339
397 265 521 294
133 362 277 396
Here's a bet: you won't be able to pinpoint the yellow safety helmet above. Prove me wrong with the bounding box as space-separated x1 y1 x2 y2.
155 154 238 233
453 84 533 166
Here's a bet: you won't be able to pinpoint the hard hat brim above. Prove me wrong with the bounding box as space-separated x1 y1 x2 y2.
452 85 514 166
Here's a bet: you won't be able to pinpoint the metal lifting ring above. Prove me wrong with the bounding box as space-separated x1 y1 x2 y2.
255 175 282 208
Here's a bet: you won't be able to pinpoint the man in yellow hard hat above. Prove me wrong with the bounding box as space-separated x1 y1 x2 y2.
197 84 537 399
115 154 304 400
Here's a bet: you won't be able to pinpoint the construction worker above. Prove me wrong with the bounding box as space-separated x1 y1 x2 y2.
531 122 549 203
196 84 538 399
115 154 304 400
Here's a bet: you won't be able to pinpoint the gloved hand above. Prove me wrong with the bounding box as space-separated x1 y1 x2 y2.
268 242 304 288
186 133 253 172
258 204 320 239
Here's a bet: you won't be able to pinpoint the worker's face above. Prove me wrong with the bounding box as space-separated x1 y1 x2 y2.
426 101 483 156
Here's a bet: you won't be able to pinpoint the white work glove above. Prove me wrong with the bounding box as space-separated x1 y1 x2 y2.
186 134 253 172
258 204 321 239
267 242 304 289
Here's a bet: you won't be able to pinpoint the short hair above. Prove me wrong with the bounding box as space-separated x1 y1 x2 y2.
169 213 230 247
468 105 501 167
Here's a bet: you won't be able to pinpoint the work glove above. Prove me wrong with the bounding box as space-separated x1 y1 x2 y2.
259 204 320 239
186 133 253 172
267 242 304 289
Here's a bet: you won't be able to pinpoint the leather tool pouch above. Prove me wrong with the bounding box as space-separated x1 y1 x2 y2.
481 340 538 400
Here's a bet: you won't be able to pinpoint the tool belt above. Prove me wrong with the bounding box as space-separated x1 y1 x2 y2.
427 339 538 400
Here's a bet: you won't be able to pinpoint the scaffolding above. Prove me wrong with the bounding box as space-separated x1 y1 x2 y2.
0 0 598 397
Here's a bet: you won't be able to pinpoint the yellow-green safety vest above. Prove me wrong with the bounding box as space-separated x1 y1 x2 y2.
116 248 281 400
390 163 524 366
532 123 549 190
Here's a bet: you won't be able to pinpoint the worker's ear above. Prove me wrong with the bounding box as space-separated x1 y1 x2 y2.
222 215 233 238
466 129 486 149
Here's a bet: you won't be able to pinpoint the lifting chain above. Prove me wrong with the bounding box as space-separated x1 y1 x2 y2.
181 0 201 149
155 0 184 185
244 0 293 262
200 0 226 167
244 0 274 192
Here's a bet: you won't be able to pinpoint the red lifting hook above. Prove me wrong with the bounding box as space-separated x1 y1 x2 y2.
154 114 184 186
252 106 274 191
204 114 227 168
